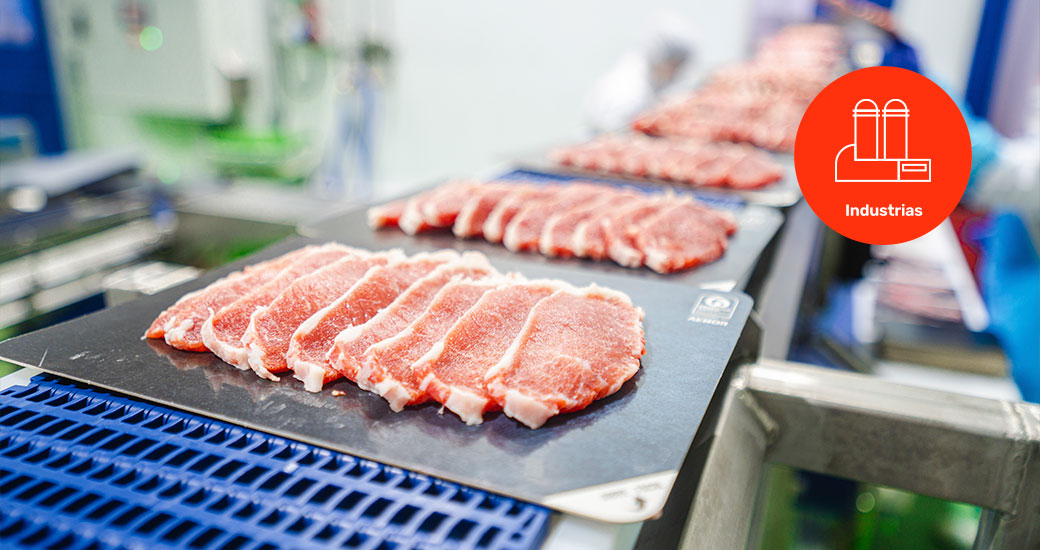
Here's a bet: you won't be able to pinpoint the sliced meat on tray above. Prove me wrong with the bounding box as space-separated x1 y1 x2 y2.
483 186 555 243
367 199 407 229
399 181 477 234
686 145 736 187
145 246 314 351
452 183 515 238
146 242 650 428
398 194 432 235
551 134 785 189
603 198 670 268
242 250 395 381
538 195 610 258
628 24 843 154
634 201 730 274
357 278 506 411
369 180 741 273
328 252 498 383
543 191 636 258
485 285 645 429
201 244 353 369
502 184 601 252
571 193 642 261
683 200 738 236
412 280 563 425
288 250 458 392
420 180 479 229
727 147 786 189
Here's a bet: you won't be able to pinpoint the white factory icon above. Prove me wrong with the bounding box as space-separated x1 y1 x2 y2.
835 99 932 182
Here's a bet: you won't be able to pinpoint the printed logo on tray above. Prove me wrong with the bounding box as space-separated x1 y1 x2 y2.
689 294 738 326
794 67 971 245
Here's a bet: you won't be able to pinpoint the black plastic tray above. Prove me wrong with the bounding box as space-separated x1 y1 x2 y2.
0 237 754 523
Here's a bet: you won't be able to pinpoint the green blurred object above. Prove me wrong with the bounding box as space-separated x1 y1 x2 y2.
138 26 164 52
754 465 799 549
754 465 982 549
204 128 310 182
861 487 980 550
0 360 18 379
133 115 312 185
135 114 211 147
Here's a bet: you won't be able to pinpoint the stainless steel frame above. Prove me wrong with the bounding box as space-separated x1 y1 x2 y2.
682 360 1040 549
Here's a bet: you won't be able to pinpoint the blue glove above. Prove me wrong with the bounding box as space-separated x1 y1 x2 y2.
976 211 1040 402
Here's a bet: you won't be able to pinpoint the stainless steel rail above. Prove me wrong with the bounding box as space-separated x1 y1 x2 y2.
681 360 1040 549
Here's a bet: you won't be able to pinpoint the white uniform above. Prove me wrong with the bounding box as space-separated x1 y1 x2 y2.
583 53 657 133
583 13 696 133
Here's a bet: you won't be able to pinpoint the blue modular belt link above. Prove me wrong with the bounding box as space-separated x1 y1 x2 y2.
0 376 550 550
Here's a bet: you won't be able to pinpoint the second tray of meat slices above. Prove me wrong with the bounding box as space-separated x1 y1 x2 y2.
301 179 783 293
516 143 801 208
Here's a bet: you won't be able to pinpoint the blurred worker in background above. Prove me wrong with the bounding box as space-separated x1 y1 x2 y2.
583 13 696 133
314 39 391 202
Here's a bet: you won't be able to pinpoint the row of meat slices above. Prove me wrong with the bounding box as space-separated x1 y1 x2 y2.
632 98 806 153
631 25 842 152
550 135 784 190
145 244 646 429
369 181 738 274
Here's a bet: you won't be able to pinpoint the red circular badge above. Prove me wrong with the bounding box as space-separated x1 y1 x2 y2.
794 66 971 245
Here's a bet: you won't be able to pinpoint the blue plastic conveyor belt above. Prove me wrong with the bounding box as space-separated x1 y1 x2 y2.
0 376 550 550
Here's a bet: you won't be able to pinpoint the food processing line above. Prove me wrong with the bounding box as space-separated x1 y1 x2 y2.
1 14 1036 549
1 153 1037 549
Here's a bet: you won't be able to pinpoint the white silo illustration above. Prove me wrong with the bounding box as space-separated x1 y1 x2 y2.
854 99 879 160
835 98 930 183
883 99 909 160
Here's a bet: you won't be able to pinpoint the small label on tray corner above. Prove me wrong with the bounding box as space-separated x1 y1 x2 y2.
688 294 738 326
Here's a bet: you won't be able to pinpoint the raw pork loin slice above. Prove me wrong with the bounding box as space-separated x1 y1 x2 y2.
201 245 351 369
242 250 393 381
634 201 730 274
570 193 641 260
288 251 457 392
419 180 479 228
482 186 555 243
485 285 645 428
540 192 630 258
368 200 407 229
681 200 738 236
412 281 562 425
727 148 786 189
603 198 670 268
452 184 514 238
684 146 732 187
357 278 505 411
327 252 497 383
397 195 432 235
502 184 601 252
398 181 476 234
145 246 313 351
